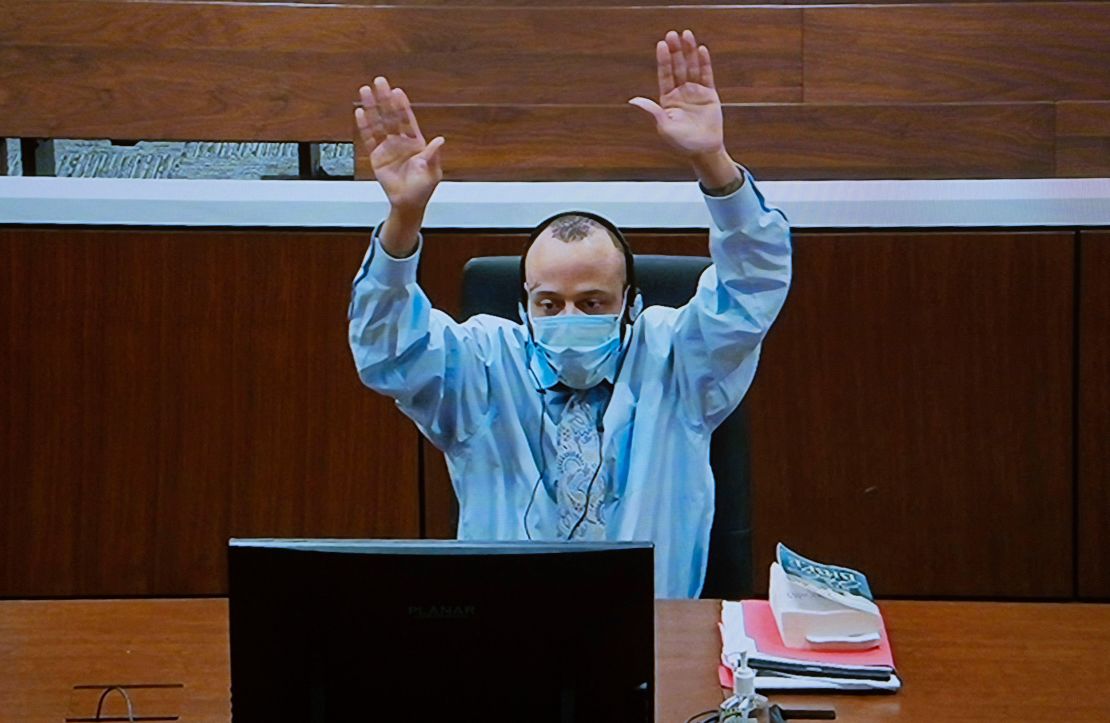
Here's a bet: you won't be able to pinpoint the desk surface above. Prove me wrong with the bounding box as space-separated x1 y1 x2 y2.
657 599 1110 722
1 598 1108 722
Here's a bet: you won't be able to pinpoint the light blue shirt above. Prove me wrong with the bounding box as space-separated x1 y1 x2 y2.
348 170 792 598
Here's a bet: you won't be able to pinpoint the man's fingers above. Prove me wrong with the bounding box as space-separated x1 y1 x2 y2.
371 76 392 108
356 85 388 145
361 84 388 143
666 30 687 86
372 76 401 134
656 40 675 96
682 29 701 84
372 76 392 97
628 97 665 124
393 88 423 140
419 136 446 166
354 107 386 147
359 84 375 111
354 107 372 145
698 45 715 89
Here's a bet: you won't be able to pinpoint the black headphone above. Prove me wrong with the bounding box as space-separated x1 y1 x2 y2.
519 210 640 325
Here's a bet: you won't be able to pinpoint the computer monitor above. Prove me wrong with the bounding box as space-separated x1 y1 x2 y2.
228 539 655 723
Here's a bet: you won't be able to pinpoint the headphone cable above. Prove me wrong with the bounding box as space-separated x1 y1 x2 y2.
522 358 548 540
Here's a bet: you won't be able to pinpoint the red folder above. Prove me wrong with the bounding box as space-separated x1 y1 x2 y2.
719 600 897 689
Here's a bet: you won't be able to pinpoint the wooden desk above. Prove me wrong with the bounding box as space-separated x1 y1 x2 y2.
2 598 1108 722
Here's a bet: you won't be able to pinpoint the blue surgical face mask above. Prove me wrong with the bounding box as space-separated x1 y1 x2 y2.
528 310 624 390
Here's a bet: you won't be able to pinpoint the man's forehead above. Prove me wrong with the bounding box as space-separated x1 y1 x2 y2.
524 228 626 286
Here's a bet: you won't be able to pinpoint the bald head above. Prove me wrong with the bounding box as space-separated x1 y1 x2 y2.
524 215 628 318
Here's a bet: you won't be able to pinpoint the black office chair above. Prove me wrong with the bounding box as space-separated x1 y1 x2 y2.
460 255 753 599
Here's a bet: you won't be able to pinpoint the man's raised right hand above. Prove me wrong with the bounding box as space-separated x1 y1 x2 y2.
356 78 445 252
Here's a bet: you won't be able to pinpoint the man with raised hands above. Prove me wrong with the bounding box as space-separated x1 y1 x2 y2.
349 29 791 598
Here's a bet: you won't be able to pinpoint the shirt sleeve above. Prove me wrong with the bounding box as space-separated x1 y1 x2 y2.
669 167 793 430
347 223 495 452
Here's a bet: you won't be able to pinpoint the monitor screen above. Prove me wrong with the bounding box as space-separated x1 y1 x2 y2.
228 539 655 722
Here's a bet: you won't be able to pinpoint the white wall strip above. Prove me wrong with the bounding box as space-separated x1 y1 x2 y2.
1 176 1108 229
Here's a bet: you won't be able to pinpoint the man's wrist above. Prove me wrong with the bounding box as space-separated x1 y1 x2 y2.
691 149 743 195
379 205 425 258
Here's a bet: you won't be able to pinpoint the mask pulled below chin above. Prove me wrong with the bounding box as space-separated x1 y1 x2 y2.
531 313 622 390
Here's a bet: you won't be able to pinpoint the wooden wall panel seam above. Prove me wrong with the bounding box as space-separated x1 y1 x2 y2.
1077 231 1110 599
1054 101 1061 177
1072 229 1081 600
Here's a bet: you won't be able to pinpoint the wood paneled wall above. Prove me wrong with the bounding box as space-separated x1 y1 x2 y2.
2 1 1108 179
0 224 1101 598
0 228 418 597
746 231 1076 598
